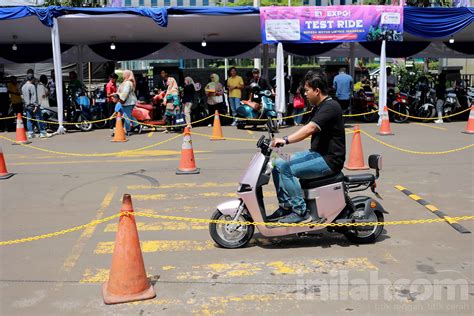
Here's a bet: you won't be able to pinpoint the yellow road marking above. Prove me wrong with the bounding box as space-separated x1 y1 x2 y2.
132 191 276 201
408 194 422 201
94 240 215 254
61 187 117 272
246 130 254 135
104 221 207 232
413 123 448 131
425 204 439 212
115 149 209 158
127 182 235 190
10 157 182 166
394 185 406 191
80 257 377 283
444 216 458 224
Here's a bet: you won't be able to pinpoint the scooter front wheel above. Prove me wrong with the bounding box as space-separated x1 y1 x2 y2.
209 210 254 249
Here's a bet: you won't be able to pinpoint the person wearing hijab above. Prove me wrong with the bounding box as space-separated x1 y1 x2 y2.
182 77 196 128
163 77 181 133
205 73 224 126
117 70 138 135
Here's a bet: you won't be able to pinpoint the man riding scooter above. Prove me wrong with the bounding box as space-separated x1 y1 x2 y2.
268 71 345 224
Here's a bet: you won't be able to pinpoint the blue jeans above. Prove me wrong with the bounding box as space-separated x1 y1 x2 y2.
26 109 46 135
272 150 333 215
122 105 137 132
228 97 240 118
293 107 305 125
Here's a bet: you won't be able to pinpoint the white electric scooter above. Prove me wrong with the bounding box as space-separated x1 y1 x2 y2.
209 119 386 249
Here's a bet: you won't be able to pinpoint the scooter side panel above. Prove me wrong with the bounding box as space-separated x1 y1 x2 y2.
311 182 346 222
239 153 266 187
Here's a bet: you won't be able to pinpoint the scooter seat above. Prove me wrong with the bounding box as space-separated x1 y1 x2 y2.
300 172 344 189
136 103 153 111
344 174 375 184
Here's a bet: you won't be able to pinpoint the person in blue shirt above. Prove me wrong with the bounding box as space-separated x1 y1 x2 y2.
333 68 353 113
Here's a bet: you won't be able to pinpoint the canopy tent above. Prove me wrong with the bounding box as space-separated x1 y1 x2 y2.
0 6 473 63
1 5 473 132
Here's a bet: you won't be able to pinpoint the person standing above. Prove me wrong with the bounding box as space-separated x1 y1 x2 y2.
386 67 398 90
37 75 50 109
182 76 196 129
117 70 138 136
333 67 353 113
226 67 244 126
8 76 23 130
157 70 169 92
48 70 57 107
67 71 83 97
0 72 10 132
21 73 51 138
205 73 224 126
105 73 118 128
434 73 447 124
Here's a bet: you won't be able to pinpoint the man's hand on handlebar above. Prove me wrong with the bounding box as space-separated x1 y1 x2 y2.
271 138 285 148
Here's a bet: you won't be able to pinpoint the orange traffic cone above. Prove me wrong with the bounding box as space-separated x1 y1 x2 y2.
344 125 369 170
0 144 14 180
13 113 31 145
111 113 128 142
377 106 394 136
210 110 225 140
102 194 156 305
462 104 474 134
176 127 200 174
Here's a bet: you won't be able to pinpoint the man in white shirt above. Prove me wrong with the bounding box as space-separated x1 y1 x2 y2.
21 74 51 138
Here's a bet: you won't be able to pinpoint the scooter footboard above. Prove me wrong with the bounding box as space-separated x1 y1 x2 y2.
216 199 241 217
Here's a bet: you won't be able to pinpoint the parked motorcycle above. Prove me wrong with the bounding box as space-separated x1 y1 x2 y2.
236 83 278 131
39 92 92 132
387 89 409 123
443 83 471 122
407 84 436 122
209 119 386 249
351 88 378 122
83 88 108 129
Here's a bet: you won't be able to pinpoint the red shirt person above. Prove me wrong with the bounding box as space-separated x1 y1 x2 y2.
106 73 119 128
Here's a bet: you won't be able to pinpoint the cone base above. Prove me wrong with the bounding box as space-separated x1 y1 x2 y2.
376 132 394 136
461 131 474 134
102 282 156 305
111 139 129 142
176 168 200 175
344 165 369 170
210 137 225 141
12 140 31 145
0 173 14 180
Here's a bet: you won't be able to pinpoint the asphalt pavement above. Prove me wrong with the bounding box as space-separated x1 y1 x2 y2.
0 120 473 315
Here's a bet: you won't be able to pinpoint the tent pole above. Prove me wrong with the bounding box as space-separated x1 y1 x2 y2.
377 40 387 127
52 18 65 135
88 62 92 92
224 58 229 80
253 0 261 70
77 45 84 83
349 42 355 80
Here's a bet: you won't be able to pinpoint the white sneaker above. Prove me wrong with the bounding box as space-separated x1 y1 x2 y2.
39 133 52 138
434 119 444 124
27 133 35 139
231 121 237 126
208 124 212 127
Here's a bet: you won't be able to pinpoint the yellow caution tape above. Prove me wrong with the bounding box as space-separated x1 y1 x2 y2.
26 116 112 125
0 134 182 157
1 211 473 246
360 130 474 155
387 106 471 120
0 116 16 120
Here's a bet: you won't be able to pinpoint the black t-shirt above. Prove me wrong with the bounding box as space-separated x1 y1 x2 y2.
251 77 273 92
182 84 195 103
310 97 346 172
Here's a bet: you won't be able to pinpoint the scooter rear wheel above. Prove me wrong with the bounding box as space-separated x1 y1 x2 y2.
344 208 384 244
209 210 254 249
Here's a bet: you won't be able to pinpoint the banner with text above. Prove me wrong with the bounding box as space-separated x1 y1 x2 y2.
260 5 403 44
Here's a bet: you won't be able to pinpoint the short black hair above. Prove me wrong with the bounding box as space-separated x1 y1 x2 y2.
303 71 329 95
109 73 118 79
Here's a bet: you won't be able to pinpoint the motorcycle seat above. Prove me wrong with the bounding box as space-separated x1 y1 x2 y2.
300 172 345 189
136 103 153 111
344 174 375 184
